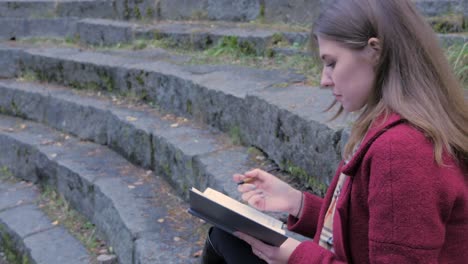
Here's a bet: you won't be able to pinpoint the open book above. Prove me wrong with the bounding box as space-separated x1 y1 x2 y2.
188 187 288 246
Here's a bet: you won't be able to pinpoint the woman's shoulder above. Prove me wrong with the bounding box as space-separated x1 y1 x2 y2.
368 122 465 181
371 121 432 155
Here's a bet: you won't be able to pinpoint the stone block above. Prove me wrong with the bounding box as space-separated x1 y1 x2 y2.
56 0 116 19
0 183 37 212
0 2 54 18
0 205 53 239
159 0 208 20
114 0 158 20
413 0 464 16
77 19 134 46
93 177 152 264
106 117 153 168
0 47 23 78
264 0 321 25
207 0 260 21
24 227 90 264
0 135 42 183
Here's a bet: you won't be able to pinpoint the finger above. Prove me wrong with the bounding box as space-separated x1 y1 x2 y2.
235 232 256 245
239 233 270 254
244 168 262 178
237 183 256 192
248 193 266 208
233 173 244 182
241 189 264 202
252 248 266 262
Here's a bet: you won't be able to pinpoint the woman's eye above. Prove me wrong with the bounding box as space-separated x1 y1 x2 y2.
326 62 336 68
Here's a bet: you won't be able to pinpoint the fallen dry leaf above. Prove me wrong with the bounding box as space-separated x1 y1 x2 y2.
0 127 15 132
40 140 54 145
193 250 203 258
52 220 59 226
157 218 165 223
126 116 138 122
127 185 135 189
170 123 179 128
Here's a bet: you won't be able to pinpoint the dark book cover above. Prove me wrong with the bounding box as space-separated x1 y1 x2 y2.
188 187 288 247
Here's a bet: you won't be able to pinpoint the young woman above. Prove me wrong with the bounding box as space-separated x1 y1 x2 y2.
201 0 468 263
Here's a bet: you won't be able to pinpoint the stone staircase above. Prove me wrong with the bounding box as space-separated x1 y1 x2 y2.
0 0 466 263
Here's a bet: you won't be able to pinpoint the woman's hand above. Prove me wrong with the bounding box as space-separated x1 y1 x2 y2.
236 232 301 264
234 168 303 216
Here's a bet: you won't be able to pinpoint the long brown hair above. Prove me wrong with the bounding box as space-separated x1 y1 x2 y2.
314 0 468 165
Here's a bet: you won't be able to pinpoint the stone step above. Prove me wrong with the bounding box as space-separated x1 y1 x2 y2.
1 16 462 59
76 18 310 54
0 113 230 263
0 78 278 198
0 43 345 185
0 180 91 264
3 0 460 24
74 18 468 52
93 0 468 25
0 0 116 19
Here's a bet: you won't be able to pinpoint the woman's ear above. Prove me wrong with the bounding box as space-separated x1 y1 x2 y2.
367 37 381 64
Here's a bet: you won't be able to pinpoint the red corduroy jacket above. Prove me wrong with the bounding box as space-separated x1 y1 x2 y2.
287 114 468 263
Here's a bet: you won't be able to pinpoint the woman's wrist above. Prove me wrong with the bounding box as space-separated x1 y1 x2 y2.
288 189 304 217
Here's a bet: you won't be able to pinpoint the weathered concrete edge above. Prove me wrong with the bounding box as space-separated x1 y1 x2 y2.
0 121 201 264
0 182 90 264
0 80 255 198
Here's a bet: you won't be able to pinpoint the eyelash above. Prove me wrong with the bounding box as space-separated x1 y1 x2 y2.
326 62 336 68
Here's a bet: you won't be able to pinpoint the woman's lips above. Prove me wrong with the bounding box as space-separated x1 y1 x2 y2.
333 93 342 101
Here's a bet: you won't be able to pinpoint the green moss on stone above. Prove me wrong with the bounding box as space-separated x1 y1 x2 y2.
162 163 171 176
123 0 130 19
259 3 265 19
0 166 13 181
0 226 31 264
134 7 142 20
191 10 208 20
186 99 193 115
284 161 327 197
229 126 242 145
136 72 145 86
146 7 154 18
428 14 465 33
98 72 115 92
18 70 38 82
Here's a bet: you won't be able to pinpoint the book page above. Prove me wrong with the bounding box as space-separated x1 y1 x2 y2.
201 188 285 233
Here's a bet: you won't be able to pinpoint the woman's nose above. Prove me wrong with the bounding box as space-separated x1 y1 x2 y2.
320 70 333 88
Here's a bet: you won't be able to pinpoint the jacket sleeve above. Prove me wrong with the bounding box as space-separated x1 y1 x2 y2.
288 241 347 264
366 132 455 263
287 192 323 238
286 193 350 264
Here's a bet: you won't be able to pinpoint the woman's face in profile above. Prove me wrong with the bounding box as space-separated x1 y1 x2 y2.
318 37 377 112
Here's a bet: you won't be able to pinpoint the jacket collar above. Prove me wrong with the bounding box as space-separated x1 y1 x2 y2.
341 113 405 176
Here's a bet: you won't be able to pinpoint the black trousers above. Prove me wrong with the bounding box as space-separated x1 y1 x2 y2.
208 227 266 264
